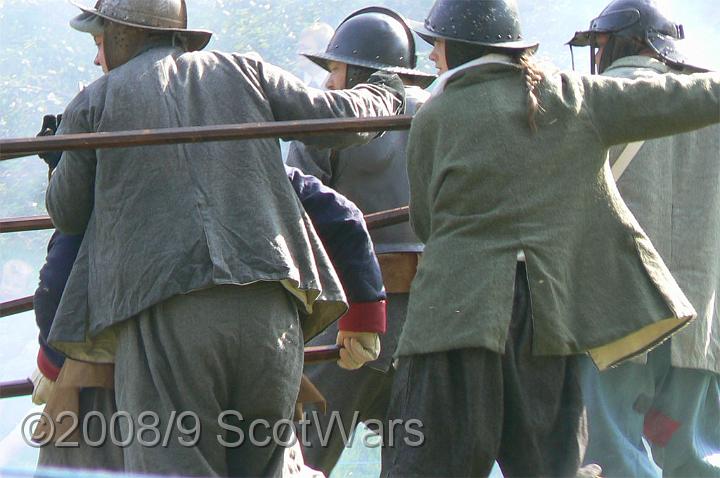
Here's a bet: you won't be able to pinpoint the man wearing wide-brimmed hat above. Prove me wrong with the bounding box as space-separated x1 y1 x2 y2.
41 0 404 475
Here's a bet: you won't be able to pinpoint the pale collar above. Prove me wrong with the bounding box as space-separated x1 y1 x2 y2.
432 53 518 97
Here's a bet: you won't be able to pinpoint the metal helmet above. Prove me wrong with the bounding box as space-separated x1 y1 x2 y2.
302 7 436 88
408 0 538 52
71 0 212 52
568 0 708 73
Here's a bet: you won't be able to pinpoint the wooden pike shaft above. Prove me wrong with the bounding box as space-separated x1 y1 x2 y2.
0 116 413 161
0 215 54 233
0 206 410 317
0 296 34 318
0 207 409 234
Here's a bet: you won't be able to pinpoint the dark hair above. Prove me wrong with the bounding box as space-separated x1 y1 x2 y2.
445 40 544 132
597 35 646 74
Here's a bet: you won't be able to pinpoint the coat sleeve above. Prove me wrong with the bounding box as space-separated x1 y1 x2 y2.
406 108 436 244
45 92 96 235
245 55 404 150
286 166 387 333
581 71 720 147
34 231 84 380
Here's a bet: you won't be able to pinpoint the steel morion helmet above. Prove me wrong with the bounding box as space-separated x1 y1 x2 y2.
302 7 436 88
568 0 708 73
408 0 538 52
71 0 212 52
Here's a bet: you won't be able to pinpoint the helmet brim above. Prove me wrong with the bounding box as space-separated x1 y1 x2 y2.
567 30 595 47
302 51 436 88
407 19 539 52
647 32 711 73
70 11 104 36
71 1 212 51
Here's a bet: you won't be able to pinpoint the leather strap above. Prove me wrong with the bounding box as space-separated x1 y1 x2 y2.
377 252 421 294
611 141 645 181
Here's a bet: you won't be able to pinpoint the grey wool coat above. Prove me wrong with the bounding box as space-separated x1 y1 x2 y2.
400 58 720 370
45 45 403 362
605 56 720 374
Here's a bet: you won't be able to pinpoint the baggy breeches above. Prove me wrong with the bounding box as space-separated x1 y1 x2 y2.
381 263 586 477
114 282 303 477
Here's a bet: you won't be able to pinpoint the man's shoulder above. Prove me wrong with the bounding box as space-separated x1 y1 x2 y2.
60 77 107 132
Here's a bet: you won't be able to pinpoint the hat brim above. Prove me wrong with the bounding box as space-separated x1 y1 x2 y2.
407 18 539 53
71 1 212 51
70 11 104 36
302 51 436 88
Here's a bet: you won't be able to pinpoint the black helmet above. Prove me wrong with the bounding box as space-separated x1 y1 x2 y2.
302 7 435 87
568 0 708 73
408 0 538 52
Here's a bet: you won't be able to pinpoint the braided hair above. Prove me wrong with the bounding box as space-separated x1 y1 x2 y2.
445 40 545 133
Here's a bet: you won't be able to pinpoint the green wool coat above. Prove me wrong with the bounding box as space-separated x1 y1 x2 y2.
399 59 720 370
45 45 403 362
605 56 720 374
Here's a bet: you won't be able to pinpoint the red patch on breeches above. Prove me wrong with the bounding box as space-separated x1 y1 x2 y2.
643 408 681 447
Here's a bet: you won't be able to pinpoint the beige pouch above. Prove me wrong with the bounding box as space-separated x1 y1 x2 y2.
32 358 114 444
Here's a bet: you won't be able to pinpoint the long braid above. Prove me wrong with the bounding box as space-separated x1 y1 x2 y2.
517 52 544 133
445 40 545 133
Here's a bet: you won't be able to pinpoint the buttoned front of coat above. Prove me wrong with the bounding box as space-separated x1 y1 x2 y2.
399 61 720 370
46 45 403 361
605 56 720 374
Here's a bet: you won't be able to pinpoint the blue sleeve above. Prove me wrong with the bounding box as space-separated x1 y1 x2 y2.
34 231 83 369
286 166 386 303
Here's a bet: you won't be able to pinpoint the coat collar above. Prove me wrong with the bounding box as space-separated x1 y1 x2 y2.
605 56 671 75
431 54 519 98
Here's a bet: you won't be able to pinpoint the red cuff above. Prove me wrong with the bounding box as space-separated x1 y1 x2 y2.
338 300 387 334
37 348 61 382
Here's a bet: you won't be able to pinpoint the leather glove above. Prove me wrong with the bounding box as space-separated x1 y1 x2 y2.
31 368 55 405
336 330 380 370
37 114 63 171
363 71 406 115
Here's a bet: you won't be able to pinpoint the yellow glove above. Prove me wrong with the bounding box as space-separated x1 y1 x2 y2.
31 368 55 405
336 331 380 370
